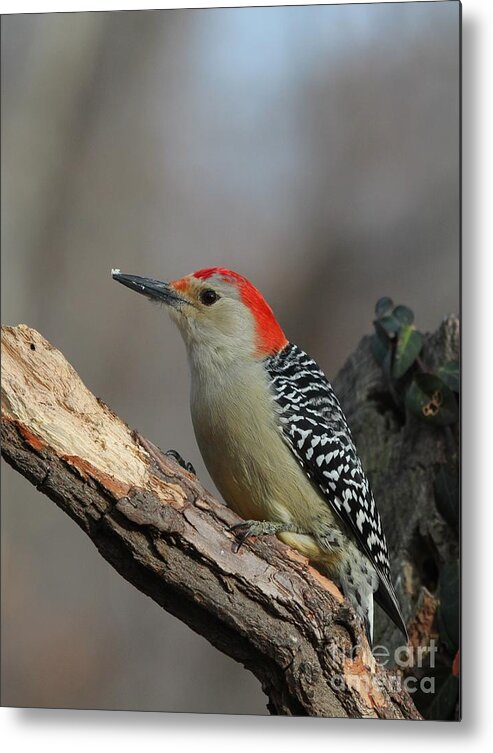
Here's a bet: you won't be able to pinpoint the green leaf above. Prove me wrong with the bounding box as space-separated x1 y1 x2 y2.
375 296 394 319
434 466 460 531
381 342 393 380
405 374 459 425
393 305 415 327
425 674 459 721
378 314 401 335
372 321 394 378
371 329 392 368
393 325 422 379
437 560 460 653
437 360 460 393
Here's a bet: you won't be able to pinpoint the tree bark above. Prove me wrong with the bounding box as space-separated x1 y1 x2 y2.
333 315 459 651
1 323 438 719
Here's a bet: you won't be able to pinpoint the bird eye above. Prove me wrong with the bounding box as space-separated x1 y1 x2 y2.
199 288 220 306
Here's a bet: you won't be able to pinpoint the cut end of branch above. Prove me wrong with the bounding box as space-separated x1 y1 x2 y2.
1 324 422 719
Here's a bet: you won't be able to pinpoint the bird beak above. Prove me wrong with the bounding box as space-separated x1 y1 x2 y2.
112 270 188 306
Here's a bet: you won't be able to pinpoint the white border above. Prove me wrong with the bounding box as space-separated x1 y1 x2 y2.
0 0 446 14
2 0 492 749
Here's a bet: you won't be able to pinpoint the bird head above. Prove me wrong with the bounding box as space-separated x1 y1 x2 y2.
112 267 287 362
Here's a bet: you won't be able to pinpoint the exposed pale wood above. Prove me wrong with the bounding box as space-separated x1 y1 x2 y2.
1 323 425 718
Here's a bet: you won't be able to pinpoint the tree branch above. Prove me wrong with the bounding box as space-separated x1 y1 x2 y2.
1 324 422 718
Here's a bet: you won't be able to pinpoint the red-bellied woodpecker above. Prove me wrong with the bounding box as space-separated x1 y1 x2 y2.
113 266 408 645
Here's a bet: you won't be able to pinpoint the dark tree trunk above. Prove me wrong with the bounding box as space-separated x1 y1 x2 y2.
1 320 458 718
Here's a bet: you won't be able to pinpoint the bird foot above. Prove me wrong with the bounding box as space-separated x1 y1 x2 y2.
228 520 293 553
134 433 196 477
165 449 196 475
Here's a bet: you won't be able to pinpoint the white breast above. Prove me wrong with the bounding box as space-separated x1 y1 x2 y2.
189 352 333 533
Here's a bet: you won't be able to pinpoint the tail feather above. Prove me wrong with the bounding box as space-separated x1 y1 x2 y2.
374 574 409 642
336 554 377 646
358 589 374 646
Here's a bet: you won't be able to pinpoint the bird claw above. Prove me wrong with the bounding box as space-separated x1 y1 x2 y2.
165 449 196 475
227 521 261 552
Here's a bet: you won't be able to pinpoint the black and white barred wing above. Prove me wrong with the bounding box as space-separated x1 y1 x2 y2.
265 343 407 636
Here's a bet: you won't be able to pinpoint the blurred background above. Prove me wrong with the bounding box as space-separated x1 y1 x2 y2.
1 3 459 713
